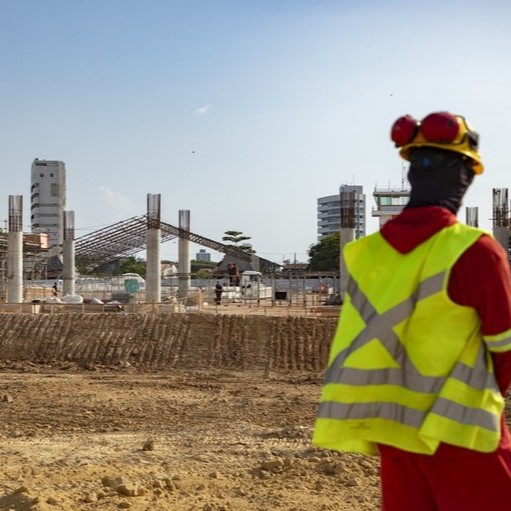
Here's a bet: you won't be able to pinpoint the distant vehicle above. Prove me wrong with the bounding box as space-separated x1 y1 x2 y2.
121 272 145 282
240 271 272 301
111 273 146 292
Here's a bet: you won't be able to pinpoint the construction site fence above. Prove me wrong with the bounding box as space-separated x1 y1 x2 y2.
2 274 340 299
0 291 340 318
0 301 340 318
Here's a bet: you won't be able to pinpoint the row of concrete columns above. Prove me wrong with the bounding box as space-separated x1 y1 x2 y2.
6 195 77 303
6 193 192 304
144 194 191 302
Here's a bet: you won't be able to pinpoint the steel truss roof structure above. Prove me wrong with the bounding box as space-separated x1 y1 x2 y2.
74 215 281 274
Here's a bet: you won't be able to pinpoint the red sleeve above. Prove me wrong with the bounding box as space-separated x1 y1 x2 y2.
448 234 511 394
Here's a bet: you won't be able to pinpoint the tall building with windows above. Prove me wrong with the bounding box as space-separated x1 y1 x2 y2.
317 185 366 240
196 249 211 262
30 159 66 250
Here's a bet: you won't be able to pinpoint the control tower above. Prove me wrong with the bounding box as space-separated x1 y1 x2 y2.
372 185 410 228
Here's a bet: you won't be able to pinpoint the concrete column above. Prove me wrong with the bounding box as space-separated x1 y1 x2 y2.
492 189 509 255
146 194 161 303
7 231 23 303
178 210 191 299
62 211 76 296
146 228 161 302
465 206 479 227
62 241 75 296
339 227 355 302
493 226 510 256
7 195 23 303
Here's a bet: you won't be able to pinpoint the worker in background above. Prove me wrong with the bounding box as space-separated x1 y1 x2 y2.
313 111 511 510
214 280 223 305
227 262 235 285
233 264 240 286
227 262 240 286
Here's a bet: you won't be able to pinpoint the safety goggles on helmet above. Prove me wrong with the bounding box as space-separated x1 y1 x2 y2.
391 111 484 174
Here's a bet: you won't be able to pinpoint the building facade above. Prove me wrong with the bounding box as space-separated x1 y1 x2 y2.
196 249 211 262
30 159 66 250
371 185 410 227
317 185 366 240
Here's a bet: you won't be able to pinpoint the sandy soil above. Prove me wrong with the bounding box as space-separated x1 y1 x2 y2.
0 366 380 511
0 309 382 511
3 309 509 511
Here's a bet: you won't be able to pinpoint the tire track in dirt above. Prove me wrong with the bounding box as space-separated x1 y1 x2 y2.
84 317 113 362
225 315 244 369
170 315 190 368
210 316 224 368
131 315 157 367
149 318 173 368
35 314 74 362
0 314 337 372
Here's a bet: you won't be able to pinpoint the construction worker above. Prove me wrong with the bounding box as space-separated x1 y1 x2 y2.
313 111 511 510
214 280 223 305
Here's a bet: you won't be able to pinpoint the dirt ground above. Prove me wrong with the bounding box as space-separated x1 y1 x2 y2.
0 309 384 511
2 309 509 511
0 366 381 511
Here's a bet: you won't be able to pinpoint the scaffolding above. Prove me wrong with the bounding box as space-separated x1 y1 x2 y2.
492 188 510 257
0 213 283 294
493 188 509 228
74 215 282 275
340 191 356 229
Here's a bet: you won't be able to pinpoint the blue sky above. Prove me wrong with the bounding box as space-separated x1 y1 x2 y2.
2 0 511 264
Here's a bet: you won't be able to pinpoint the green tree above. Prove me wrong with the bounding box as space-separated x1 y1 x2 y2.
222 230 255 253
308 232 340 271
196 268 210 279
120 256 146 278
222 230 251 245
191 260 217 276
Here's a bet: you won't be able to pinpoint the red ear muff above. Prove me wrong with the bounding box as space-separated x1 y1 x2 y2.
391 115 419 146
421 112 460 144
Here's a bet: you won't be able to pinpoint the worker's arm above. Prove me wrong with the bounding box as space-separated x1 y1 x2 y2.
449 234 511 395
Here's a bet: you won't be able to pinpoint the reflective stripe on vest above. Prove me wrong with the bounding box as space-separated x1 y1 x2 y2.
319 272 499 433
318 396 498 432
484 329 511 352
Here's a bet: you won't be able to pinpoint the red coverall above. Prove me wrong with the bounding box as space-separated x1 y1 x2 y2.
378 206 511 511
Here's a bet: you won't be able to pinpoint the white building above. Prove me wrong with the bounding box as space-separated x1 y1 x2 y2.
372 185 410 227
317 185 366 240
30 159 66 250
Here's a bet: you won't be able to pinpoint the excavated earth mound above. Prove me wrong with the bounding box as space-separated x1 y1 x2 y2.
0 313 336 371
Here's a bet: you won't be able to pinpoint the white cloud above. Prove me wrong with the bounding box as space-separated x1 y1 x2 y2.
193 104 211 115
98 186 137 216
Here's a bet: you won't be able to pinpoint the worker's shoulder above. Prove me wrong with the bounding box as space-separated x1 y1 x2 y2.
474 232 506 256
469 232 509 261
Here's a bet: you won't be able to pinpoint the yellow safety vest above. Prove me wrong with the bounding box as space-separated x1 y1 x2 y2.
313 223 504 456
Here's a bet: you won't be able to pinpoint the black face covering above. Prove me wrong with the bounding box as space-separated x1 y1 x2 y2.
405 148 475 214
